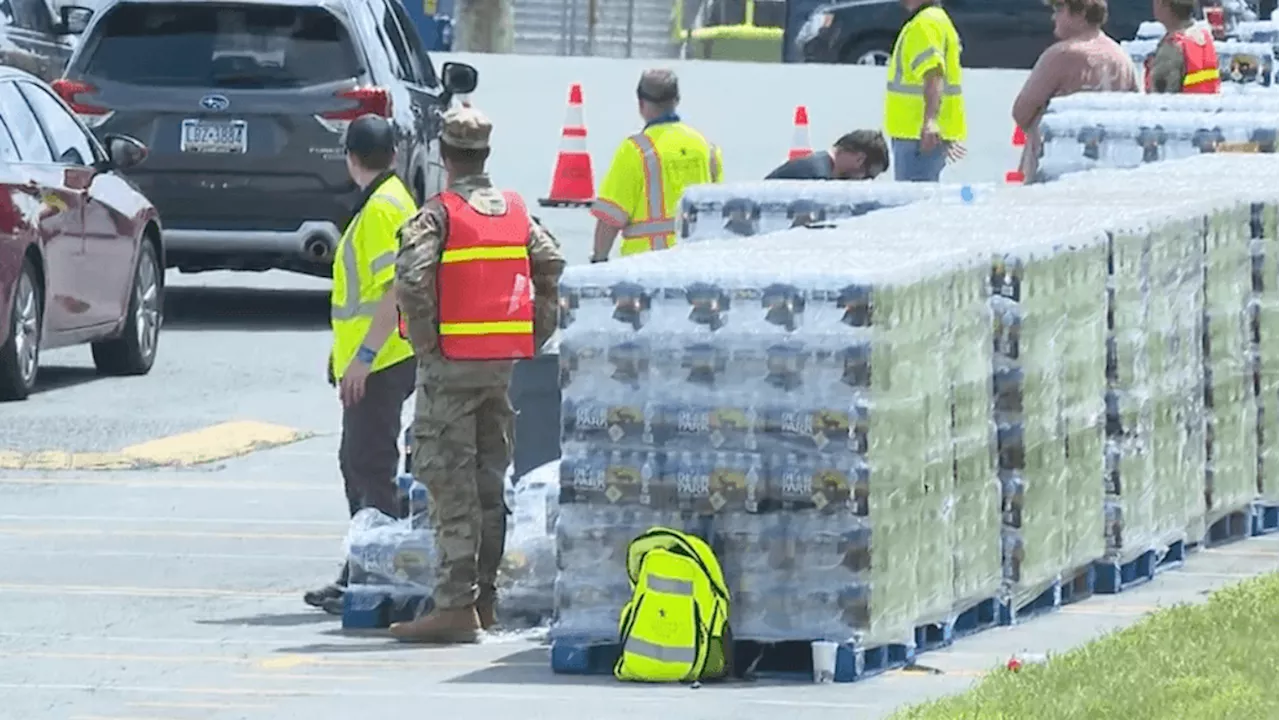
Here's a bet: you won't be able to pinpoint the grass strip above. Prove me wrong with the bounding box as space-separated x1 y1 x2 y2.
891 572 1280 720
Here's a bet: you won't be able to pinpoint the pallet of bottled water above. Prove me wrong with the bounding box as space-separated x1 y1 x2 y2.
554 223 999 647
342 498 437 628
676 181 986 244
1254 200 1280 504
495 461 560 626
1037 97 1278 181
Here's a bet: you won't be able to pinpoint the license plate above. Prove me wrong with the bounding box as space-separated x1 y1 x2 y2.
181 119 248 154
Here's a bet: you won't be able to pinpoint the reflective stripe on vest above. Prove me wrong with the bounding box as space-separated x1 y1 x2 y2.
332 191 408 321
622 636 698 665
618 131 720 256
435 190 535 361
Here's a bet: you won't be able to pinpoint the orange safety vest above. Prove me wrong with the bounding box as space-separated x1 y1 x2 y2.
1146 27 1221 93
433 190 536 361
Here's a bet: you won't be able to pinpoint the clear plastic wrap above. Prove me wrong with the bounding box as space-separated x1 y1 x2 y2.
676 181 989 244
343 507 437 593
551 153 1279 648
1121 38 1278 89
1255 203 1280 502
496 461 560 625
555 229 997 647
1037 93 1280 185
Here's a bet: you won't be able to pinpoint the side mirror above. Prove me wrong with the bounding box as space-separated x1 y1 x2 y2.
57 5 94 35
440 62 478 96
105 134 148 171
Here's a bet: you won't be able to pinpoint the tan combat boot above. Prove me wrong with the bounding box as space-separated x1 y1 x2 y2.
389 606 481 644
475 596 497 632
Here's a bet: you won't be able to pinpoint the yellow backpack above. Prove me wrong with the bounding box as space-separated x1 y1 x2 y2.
614 527 732 683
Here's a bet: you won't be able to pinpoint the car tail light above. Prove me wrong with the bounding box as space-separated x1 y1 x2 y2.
51 79 113 128
314 87 392 133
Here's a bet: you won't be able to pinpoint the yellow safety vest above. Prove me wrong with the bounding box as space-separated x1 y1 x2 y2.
884 4 967 142
615 527 731 683
330 174 417 381
592 121 724 257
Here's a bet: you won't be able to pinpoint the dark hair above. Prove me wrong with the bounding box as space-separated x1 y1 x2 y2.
1044 0 1109 25
1162 0 1196 21
345 114 396 171
834 130 889 171
441 142 491 173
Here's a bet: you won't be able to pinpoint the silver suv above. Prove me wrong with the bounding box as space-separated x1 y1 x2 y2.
54 0 476 277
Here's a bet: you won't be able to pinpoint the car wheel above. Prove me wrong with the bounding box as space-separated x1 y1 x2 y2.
842 38 893 66
92 240 162 376
0 258 43 401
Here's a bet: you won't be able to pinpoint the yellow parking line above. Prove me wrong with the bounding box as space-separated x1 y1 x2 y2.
118 421 311 466
0 477 316 490
0 421 313 471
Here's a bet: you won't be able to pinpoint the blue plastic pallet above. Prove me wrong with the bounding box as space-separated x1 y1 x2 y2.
1094 540 1186 594
550 636 915 683
550 637 621 675
734 638 914 683
914 597 1000 652
1252 503 1279 536
998 566 1094 626
341 588 433 630
1203 507 1254 547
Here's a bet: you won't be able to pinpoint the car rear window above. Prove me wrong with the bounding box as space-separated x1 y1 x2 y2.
82 2 361 89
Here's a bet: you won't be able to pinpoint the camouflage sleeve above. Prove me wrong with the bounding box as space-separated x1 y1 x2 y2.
1148 40 1186 93
528 216 566 353
394 204 446 355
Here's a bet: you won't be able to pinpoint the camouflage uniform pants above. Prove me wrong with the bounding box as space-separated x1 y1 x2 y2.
412 385 513 610
453 0 514 53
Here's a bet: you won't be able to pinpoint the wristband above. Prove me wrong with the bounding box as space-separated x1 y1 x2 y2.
356 345 377 364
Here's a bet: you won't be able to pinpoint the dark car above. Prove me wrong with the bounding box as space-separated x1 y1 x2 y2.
0 66 163 401
794 0 1148 69
0 0 93 81
53 0 477 277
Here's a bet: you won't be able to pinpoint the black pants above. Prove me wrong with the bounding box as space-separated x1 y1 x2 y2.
339 358 415 519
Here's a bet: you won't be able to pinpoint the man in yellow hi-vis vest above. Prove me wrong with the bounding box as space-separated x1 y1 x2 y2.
305 115 417 615
589 69 724 263
884 0 968 182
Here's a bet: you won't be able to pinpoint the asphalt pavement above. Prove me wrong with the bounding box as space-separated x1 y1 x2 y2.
0 268 1276 720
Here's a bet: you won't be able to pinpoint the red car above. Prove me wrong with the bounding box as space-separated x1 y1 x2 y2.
0 66 163 401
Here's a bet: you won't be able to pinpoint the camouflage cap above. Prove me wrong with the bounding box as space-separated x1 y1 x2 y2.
441 105 492 150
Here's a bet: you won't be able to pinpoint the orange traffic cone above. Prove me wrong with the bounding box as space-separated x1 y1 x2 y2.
539 83 595 208
1004 126 1026 184
788 105 813 161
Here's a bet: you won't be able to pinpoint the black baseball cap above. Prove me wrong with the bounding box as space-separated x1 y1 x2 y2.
344 114 395 158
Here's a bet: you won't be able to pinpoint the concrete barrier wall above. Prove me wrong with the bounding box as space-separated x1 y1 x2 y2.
436 53 1031 262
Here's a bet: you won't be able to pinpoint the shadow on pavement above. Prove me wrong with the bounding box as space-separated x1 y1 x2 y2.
164 285 330 332
196 612 337 628
32 365 101 395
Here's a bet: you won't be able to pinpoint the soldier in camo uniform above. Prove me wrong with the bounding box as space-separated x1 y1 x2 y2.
389 105 565 643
